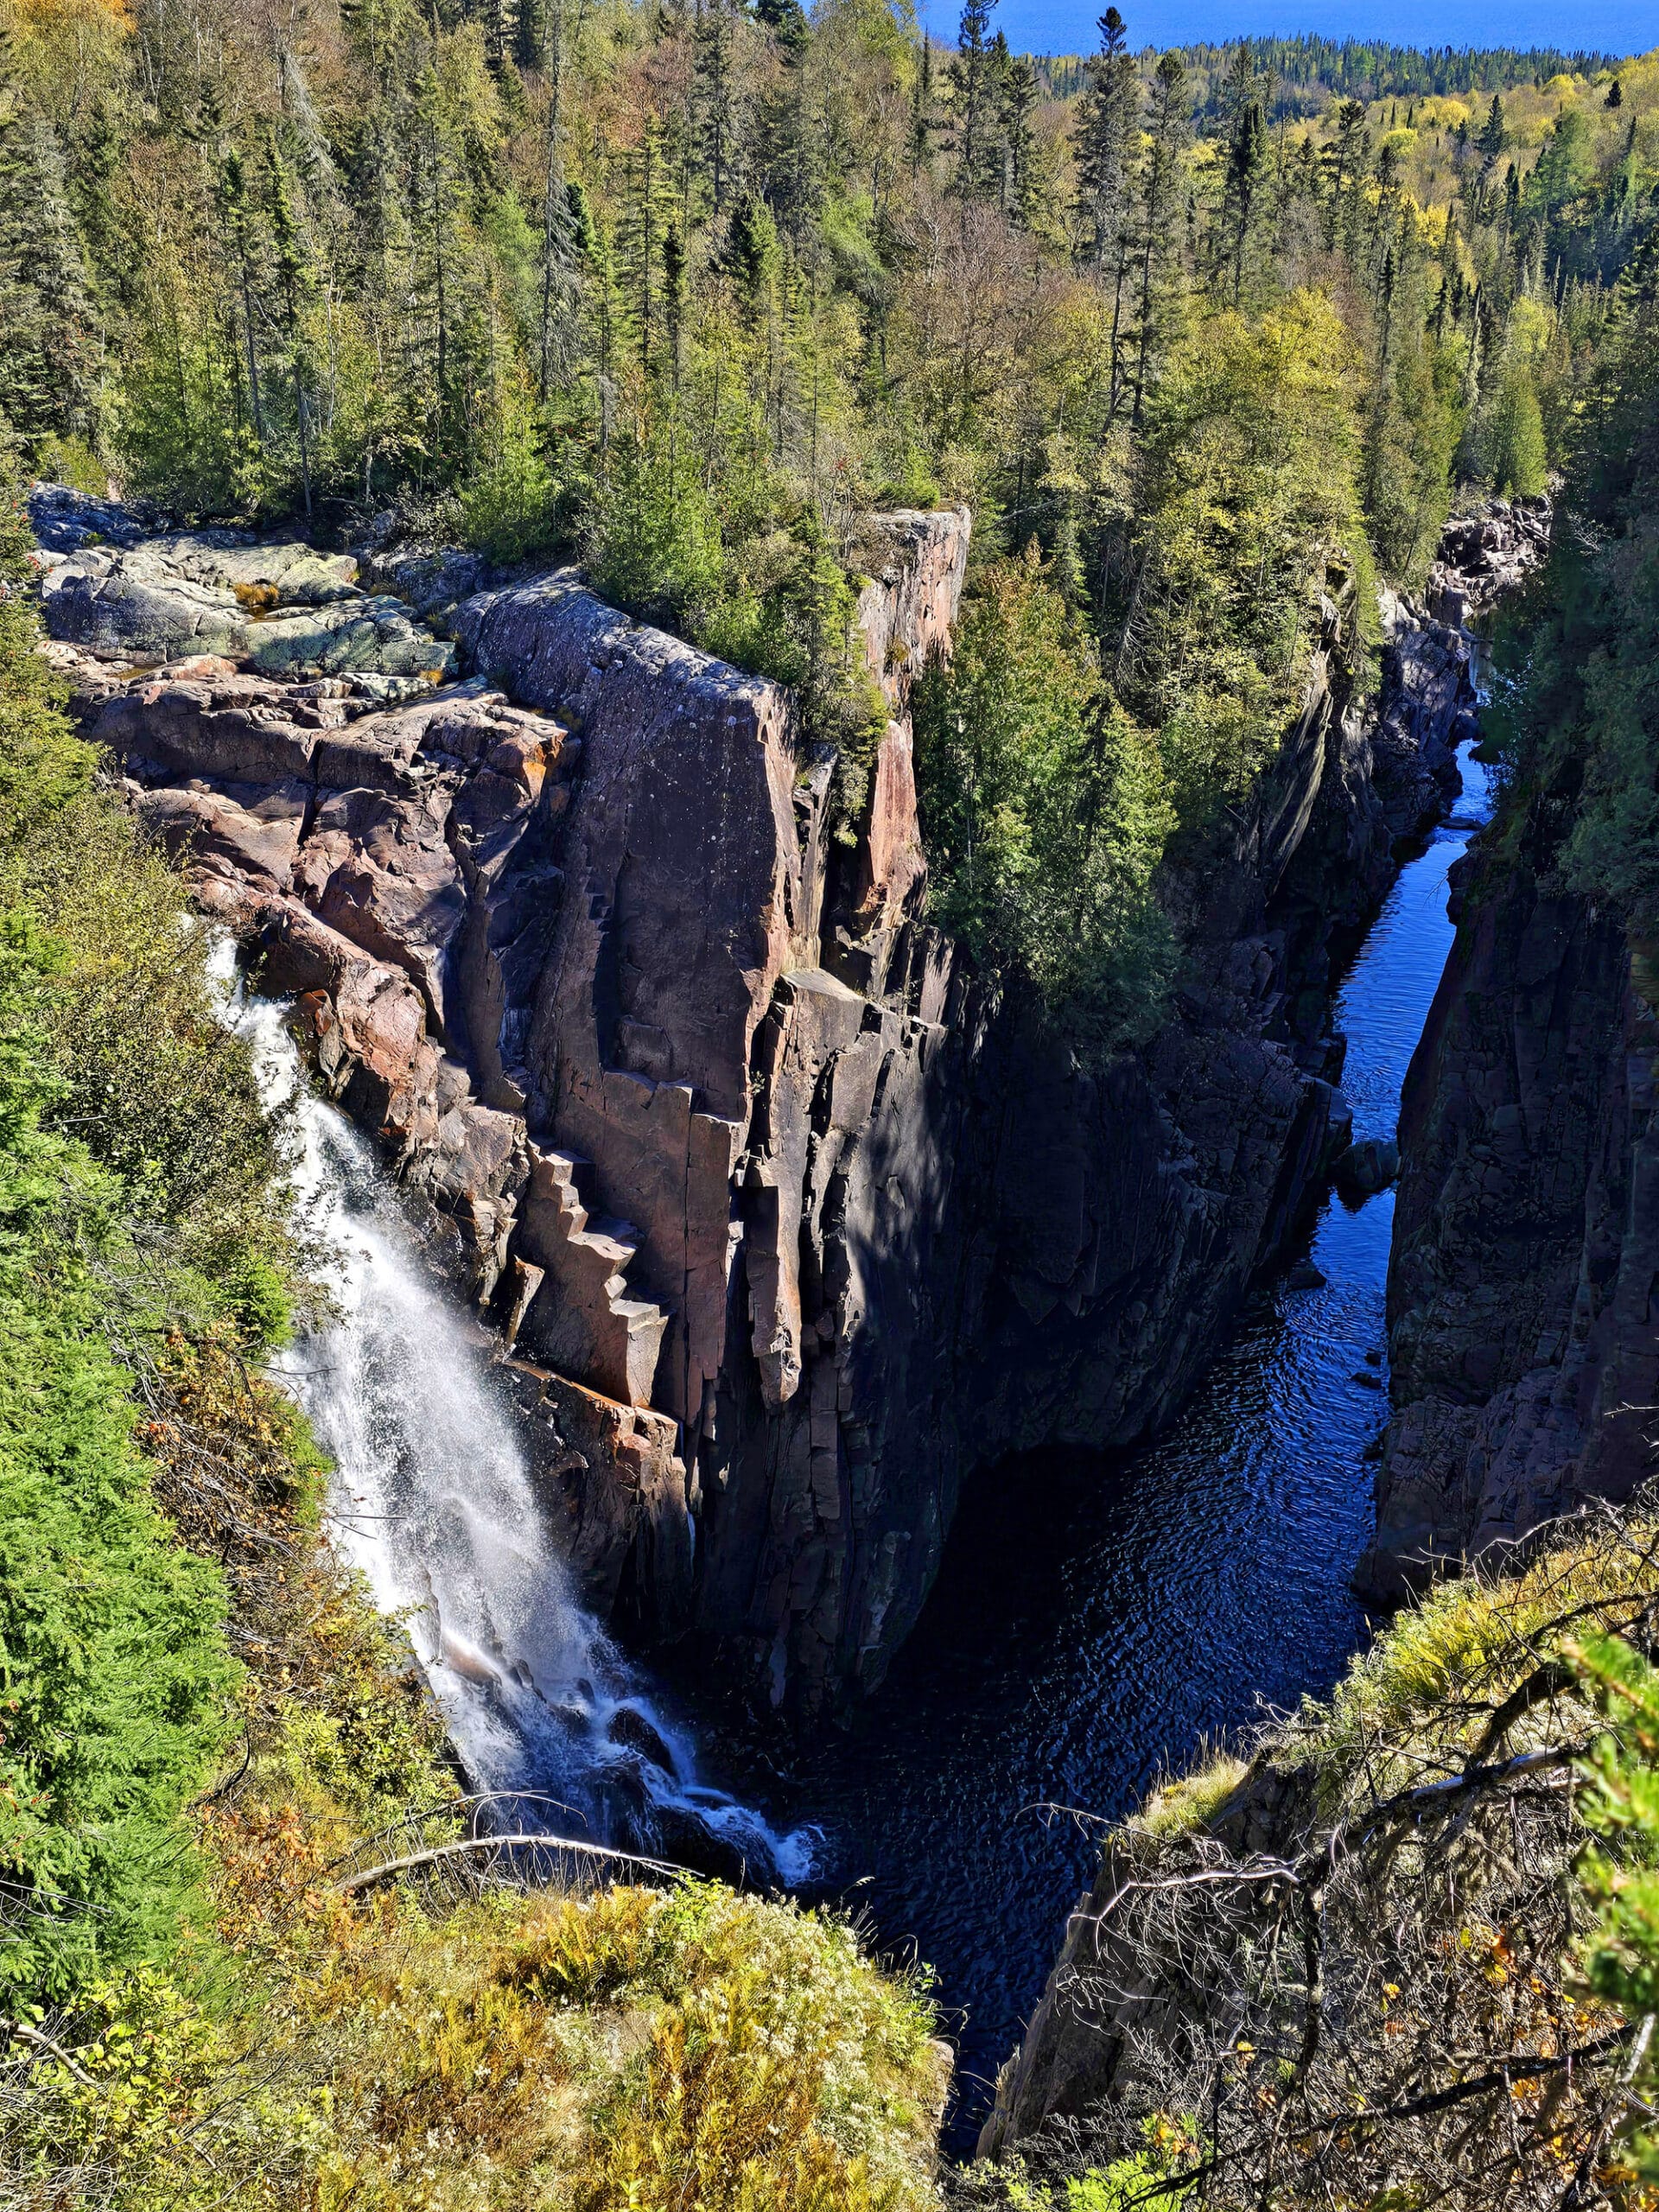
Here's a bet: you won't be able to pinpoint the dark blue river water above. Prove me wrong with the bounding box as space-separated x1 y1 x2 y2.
789 745 1494 2151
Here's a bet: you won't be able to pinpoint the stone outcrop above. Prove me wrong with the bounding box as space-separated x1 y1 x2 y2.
1427 495 1552 626
1357 819 1659 1598
32 489 456 681
56 493 1489 1719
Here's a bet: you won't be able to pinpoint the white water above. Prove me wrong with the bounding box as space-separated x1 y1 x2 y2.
213 944 810 1885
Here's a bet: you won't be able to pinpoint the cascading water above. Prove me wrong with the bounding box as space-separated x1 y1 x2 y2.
212 944 810 1885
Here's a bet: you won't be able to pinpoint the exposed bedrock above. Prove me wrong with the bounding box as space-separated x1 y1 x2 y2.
54 488 1486 1718
1357 817 1659 1599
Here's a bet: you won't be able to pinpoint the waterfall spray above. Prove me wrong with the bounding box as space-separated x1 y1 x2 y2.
214 943 811 1885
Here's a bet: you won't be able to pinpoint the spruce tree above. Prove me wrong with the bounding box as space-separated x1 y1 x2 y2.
1073 8 1138 275
266 134 316 516
0 83 103 448
997 47 1039 228
219 146 270 454
1478 92 1505 164
1220 98 1268 302
909 35 935 175
945 0 1001 206
1130 50 1189 424
694 0 744 218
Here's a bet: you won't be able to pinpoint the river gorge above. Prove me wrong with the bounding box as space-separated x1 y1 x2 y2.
32 479 1586 2163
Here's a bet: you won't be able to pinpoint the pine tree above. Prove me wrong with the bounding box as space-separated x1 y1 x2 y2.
219 146 270 453
537 0 580 397
1073 8 1137 274
266 133 316 515
1219 97 1268 303
481 0 518 73
619 120 677 385
753 0 819 245
997 48 1039 229
0 75 103 447
909 35 935 175
694 0 745 219
725 189 779 325
1324 97 1369 252
1477 92 1505 165
945 0 1001 206
1130 50 1189 424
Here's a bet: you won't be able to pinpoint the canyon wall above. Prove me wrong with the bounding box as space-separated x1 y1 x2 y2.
40 490 1477 1718
1358 792 1659 1599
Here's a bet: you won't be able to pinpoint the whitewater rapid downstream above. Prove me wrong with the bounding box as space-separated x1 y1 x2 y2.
216 946 810 1885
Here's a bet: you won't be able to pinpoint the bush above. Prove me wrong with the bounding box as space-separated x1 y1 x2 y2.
584 424 727 626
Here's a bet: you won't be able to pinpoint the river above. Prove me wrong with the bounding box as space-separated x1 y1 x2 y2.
783 741 1495 2151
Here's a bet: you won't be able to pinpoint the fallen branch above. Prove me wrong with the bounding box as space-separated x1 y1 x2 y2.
336 1831 685 1896
3 2020 93 2085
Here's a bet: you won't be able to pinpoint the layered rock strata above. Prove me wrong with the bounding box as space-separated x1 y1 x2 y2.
52 492 1483 1717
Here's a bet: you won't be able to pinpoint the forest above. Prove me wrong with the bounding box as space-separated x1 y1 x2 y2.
2 0 1653 1036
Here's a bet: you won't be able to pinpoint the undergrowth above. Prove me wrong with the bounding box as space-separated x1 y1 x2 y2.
957 1503 1659 2212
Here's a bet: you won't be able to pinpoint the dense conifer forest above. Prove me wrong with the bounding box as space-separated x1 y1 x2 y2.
4 0 1651 1033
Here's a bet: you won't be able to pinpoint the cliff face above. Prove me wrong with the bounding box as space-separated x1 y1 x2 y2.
41 489 1478 1717
1359 812 1659 1597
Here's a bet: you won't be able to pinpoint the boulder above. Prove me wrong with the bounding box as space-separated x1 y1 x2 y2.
28 481 156 554
42 531 455 680
45 550 250 661
1334 1136 1400 1196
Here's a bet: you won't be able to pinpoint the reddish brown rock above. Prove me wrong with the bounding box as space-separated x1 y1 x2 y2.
505 1361 693 1633
294 785 467 1028
131 777 308 898
516 1145 671 1408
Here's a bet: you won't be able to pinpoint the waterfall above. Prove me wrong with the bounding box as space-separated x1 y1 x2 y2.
213 944 810 1885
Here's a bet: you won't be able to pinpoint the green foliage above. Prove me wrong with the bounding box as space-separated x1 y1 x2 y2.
0 921 236 1996
455 369 564 561
1065 2124 1194 2209
0 434 305 2005
914 544 1174 1046
0 429 91 841
1362 338 1465 585
588 433 886 807
1121 294 1365 830
585 423 728 628
1479 359 1548 498
1565 1630 1659 2178
1483 246 1659 935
